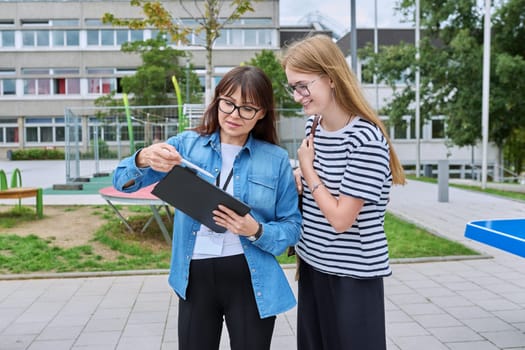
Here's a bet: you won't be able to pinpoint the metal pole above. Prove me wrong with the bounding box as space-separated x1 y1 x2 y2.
186 58 190 104
350 0 357 73
481 0 491 189
415 0 421 177
373 0 379 111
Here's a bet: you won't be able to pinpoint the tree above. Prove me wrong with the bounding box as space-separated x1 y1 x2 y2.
246 49 301 116
360 0 525 175
118 35 201 106
103 0 257 105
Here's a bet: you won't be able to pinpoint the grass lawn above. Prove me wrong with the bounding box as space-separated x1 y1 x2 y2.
0 203 479 274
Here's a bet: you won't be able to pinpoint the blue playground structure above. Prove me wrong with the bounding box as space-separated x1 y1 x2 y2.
465 218 525 258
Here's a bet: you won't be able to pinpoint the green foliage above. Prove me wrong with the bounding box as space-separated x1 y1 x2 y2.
361 0 525 174
9 148 64 160
120 35 202 106
103 0 258 103
246 49 301 116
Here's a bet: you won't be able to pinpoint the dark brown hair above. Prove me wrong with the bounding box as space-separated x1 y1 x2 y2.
194 65 278 145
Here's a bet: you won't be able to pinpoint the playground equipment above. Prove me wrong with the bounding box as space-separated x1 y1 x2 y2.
465 218 525 258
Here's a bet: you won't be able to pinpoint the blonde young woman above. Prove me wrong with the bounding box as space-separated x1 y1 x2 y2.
282 34 405 350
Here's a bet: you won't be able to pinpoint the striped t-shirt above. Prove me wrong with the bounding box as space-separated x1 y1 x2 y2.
296 115 393 278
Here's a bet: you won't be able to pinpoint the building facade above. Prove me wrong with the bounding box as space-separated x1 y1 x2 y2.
0 0 280 158
0 1 498 179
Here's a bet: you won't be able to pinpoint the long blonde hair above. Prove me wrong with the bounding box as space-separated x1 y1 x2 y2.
282 34 405 185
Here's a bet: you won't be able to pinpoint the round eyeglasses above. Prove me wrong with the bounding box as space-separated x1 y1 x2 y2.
218 98 261 120
286 79 318 97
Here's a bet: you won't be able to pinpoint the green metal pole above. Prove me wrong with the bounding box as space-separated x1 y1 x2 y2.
122 93 135 153
172 76 185 133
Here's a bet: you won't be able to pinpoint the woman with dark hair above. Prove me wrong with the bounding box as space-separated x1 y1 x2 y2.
113 66 301 350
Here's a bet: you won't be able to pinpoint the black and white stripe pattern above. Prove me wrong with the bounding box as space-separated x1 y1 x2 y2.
296 116 393 278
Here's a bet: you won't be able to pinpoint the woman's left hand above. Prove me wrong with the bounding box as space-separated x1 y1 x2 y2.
213 205 259 237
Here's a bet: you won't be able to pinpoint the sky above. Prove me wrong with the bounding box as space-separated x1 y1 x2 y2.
280 0 412 35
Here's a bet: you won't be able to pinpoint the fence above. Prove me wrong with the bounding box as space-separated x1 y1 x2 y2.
64 105 307 182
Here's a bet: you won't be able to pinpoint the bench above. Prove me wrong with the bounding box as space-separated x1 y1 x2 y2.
0 187 44 218
0 169 43 218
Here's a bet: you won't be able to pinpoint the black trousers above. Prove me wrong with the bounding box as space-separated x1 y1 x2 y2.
178 254 276 350
297 259 387 350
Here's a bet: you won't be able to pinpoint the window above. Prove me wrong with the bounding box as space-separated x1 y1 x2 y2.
0 118 19 144
25 117 65 144
0 69 16 95
1 79 15 95
52 68 80 95
87 68 117 94
22 30 50 47
22 68 81 95
0 30 15 47
52 30 79 46
431 117 446 139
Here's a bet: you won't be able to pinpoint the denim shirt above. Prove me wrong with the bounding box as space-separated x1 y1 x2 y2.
113 130 302 318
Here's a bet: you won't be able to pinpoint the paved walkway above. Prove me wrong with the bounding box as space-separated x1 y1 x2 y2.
1 162 524 349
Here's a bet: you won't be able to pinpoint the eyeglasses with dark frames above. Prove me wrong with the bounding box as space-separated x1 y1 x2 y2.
286 79 318 97
218 98 262 120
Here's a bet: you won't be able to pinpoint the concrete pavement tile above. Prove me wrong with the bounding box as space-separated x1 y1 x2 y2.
71 345 116 350
429 295 475 308
121 323 164 338
476 298 521 312
0 334 37 349
27 339 75 350
493 309 525 323
481 330 525 348
386 321 429 337
461 317 517 332
446 341 500 350
390 335 449 350
269 335 296 349
135 292 170 303
132 300 170 312
83 318 127 332
429 325 483 342
162 327 177 343
161 341 178 349
14 303 63 324
116 336 161 350
73 330 121 347
90 308 130 320
272 315 294 336
386 310 413 323
36 326 83 340
446 305 494 319
413 313 463 328
412 286 458 298
388 292 429 305
442 281 485 292
1 321 47 335
126 311 168 324
396 302 445 316
47 313 92 327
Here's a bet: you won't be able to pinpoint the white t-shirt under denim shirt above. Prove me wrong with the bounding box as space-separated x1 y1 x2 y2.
192 143 244 260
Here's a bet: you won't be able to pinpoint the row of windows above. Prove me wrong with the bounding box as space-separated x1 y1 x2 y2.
0 28 276 48
0 77 123 96
0 116 447 145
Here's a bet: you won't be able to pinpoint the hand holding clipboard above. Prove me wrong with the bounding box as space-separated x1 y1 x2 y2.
151 165 251 233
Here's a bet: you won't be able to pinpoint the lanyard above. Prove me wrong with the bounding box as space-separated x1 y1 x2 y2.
216 168 234 191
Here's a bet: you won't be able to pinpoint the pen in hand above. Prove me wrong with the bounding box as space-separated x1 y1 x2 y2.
180 158 214 178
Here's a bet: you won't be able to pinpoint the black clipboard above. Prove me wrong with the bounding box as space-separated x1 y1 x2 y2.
151 165 251 233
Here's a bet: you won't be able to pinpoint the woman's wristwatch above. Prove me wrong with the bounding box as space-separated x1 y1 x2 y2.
247 223 263 242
